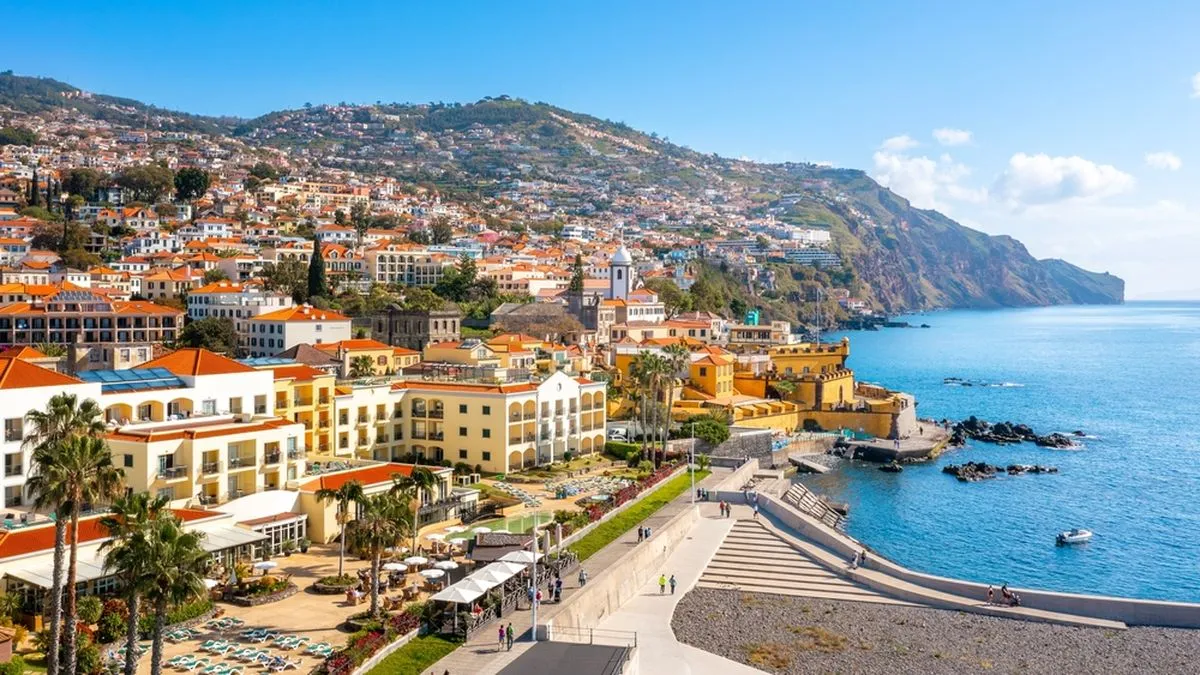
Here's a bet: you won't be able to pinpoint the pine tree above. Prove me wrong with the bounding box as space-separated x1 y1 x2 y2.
568 253 585 293
307 241 328 299
28 165 39 207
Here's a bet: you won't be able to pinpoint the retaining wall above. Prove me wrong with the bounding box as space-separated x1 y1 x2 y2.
556 465 687 552
351 628 418 675
756 493 1200 629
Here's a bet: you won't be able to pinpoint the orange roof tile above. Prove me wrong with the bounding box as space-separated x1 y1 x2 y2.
298 463 416 493
269 364 330 382
0 346 48 360
254 305 349 323
0 508 215 560
137 348 254 376
313 339 392 352
0 358 80 389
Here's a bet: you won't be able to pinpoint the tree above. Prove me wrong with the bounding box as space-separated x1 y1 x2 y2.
173 168 210 201
399 287 449 312
349 355 375 378
28 165 38 207
57 434 125 674
144 518 207 675
407 229 431 245
350 202 370 247
568 253 585 293
681 414 730 446
23 394 108 675
348 494 405 618
433 255 480 303
115 164 175 202
61 168 103 201
429 216 453 245
308 242 328 299
61 248 100 270
390 468 437 554
661 343 689 453
644 278 691 319
261 259 308 302
314 481 366 578
178 317 238 354
203 268 230 284
0 125 37 146
334 210 346 225
248 161 278 180
101 493 170 675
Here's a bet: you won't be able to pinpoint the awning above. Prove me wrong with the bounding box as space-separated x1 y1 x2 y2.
6 548 108 588
195 525 268 551
429 584 484 604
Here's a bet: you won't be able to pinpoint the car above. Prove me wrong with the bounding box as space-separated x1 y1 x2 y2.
607 427 628 441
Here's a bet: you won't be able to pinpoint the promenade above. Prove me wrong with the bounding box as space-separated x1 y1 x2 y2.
422 471 723 675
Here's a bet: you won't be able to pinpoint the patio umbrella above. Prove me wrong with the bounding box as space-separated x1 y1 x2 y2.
445 525 468 533
490 529 511 534
472 526 492 534
419 568 445 579
433 560 459 571
203 579 221 589
499 550 539 565
448 536 470 546
403 556 429 566
426 533 447 541
253 561 278 572
382 562 407 572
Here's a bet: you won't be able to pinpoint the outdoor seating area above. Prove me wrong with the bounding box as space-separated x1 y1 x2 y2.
490 480 544 507
545 475 633 499
144 616 307 674
304 460 352 476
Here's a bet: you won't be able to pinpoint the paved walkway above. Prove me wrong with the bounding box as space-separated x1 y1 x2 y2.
597 503 764 675
424 469 723 675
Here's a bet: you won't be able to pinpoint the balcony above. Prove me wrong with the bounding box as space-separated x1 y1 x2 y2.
524 434 536 443
294 398 312 407
411 430 427 440
508 437 521 445
158 465 188 480
319 419 330 429
318 395 330 406
201 461 221 475
428 431 444 441
356 417 369 427
275 400 287 410
287 448 305 459
4 430 22 443
262 452 281 466
227 456 255 470
509 414 523 423
412 407 427 418
428 409 444 419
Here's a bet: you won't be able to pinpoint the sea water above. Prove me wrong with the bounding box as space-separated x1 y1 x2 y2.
798 302 1200 602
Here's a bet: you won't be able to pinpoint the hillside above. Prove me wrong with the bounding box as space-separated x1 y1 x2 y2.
0 75 1123 311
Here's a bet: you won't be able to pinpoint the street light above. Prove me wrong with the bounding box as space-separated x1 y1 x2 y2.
689 420 696 505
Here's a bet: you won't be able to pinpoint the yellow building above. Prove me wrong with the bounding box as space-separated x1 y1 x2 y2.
422 339 501 368
314 338 415 376
263 363 336 456
107 417 307 505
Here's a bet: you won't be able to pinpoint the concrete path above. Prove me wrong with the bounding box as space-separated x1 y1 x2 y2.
422 470 724 675
597 503 765 675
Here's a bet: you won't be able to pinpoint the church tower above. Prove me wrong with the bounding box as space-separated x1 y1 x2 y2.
610 246 634 301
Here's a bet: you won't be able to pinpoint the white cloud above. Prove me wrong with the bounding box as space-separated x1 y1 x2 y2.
1191 72 1200 98
992 153 1134 207
933 128 972 146
1144 151 1182 171
879 135 919 151
872 150 986 211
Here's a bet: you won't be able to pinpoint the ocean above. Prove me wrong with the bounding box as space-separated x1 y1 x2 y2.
798 301 1200 602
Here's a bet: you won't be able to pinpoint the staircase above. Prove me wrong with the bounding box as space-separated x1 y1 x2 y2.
698 520 916 606
783 483 845 530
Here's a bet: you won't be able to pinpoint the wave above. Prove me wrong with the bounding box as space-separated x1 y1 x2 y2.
943 378 1025 388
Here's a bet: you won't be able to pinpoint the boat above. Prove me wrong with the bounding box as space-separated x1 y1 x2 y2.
878 462 903 473
1056 529 1093 545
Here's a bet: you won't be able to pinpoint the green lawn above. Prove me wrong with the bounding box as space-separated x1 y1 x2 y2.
569 469 710 561
367 635 459 675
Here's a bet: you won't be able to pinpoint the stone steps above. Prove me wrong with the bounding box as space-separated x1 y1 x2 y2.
696 581 919 606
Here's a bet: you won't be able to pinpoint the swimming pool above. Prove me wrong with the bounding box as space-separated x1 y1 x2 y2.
476 510 556 534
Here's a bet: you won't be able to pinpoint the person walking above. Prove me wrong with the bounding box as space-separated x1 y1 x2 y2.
658 574 667 594
637 526 644 543
753 503 759 520
498 625 506 652
669 574 677 595
505 623 514 651
578 568 588 587
554 576 563 603
986 585 994 605
645 526 652 539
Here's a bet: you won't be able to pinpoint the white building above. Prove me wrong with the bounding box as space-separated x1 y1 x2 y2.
186 282 295 351
245 304 352 357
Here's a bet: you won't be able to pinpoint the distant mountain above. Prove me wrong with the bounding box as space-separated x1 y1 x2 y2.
0 74 1123 311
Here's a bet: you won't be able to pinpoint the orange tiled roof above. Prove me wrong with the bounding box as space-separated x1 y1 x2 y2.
269 364 329 382
0 346 48 360
0 357 80 389
313 339 391 352
137 348 254 376
298 462 416 493
0 508 215 560
254 305 349 322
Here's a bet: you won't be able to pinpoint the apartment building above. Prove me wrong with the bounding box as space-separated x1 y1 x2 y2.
370 304 462 352
0 289 182 347
245 304 352 357
262 363 335 456
186 282 295 350
362 244 454 286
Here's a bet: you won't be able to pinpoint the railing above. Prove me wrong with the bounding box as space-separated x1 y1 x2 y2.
4 431 22 443
294 398 312 407
263 452 281 465
228 456 254 469
357 417 369 425
319 419 330 429
201 461 221 474
547 625 638 649
411 431 427 440
288 449 305 459
428 409 444 419
158 465 188 480
509 414 523 423
783 483 845 530
275 400 287 410
412 408 427 417
508 438 522 445
428 431 444 441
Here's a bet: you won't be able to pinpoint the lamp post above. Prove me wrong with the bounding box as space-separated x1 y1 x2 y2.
689 420 697 505
529 525 539 642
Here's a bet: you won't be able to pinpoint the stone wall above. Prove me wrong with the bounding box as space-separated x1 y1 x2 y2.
668 427 773 461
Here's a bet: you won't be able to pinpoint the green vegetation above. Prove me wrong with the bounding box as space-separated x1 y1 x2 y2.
178 317 239 354
0 125 36 146
604 441 640 461
174 167 211 200
367 635 459 675
569 469 709 561
115 163 175 202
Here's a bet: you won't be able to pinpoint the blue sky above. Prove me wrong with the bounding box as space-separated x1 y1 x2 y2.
5 0 1199 297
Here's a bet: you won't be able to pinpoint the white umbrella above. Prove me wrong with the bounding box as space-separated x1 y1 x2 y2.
403 556 429 566
499 550 540 565
253 561 278 571
445 525 468 533
448 536 470 545
433 560 459 571
426 533 447 541
382 562 407 572
203 579 221 589
483 561 526 577
472 526 492 534
491 528 511 534
419 568 445 579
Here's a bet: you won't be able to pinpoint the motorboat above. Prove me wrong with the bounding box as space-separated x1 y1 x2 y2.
1056 528 1093 545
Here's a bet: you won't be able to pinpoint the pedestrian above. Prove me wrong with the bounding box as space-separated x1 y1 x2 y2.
645 526 652 539
849 551 859 569
986 585 994 605
860 550 868 567
506 623 514 651
554 576 563 602
753 503 759 520
578 568 588 587
498 625 505 652
658 574 667 594
637 526 643 543
526 583 534 607
535 589 542 607
669 574 677 594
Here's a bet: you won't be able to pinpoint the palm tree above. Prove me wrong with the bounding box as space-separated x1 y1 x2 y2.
390 467 437 554
144 519 208 675
23 393 108 675
314 481 366 578
101 493 170 675
629 354 651 462
58 435 124 674
349 355 375 378
349 494 406 618
661 344 690 462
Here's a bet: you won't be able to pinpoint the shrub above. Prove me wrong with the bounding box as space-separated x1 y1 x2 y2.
605 441 640 460
0 655 24 675
102 598 129 621
78 595 103 624
317 574 358 587
563 450 574 462
137 598 213 638
97 610 125 644
76 636 101 675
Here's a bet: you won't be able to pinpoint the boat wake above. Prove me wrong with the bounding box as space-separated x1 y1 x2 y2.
943 377 1025 388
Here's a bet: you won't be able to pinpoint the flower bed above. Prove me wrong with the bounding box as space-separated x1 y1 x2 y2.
227 581 299 607
311 574 360 594
315 611 422 675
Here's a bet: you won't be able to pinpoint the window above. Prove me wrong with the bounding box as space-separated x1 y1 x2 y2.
229 397 242 414
3 418 21 443
202 399 217 415
459 404 467 414
459 426 467 437
482 451 491 461
482 429 491 439
482 405 491 415
255 395 267 414
123 454 134 468
458 449 468 459
699 367 708 377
